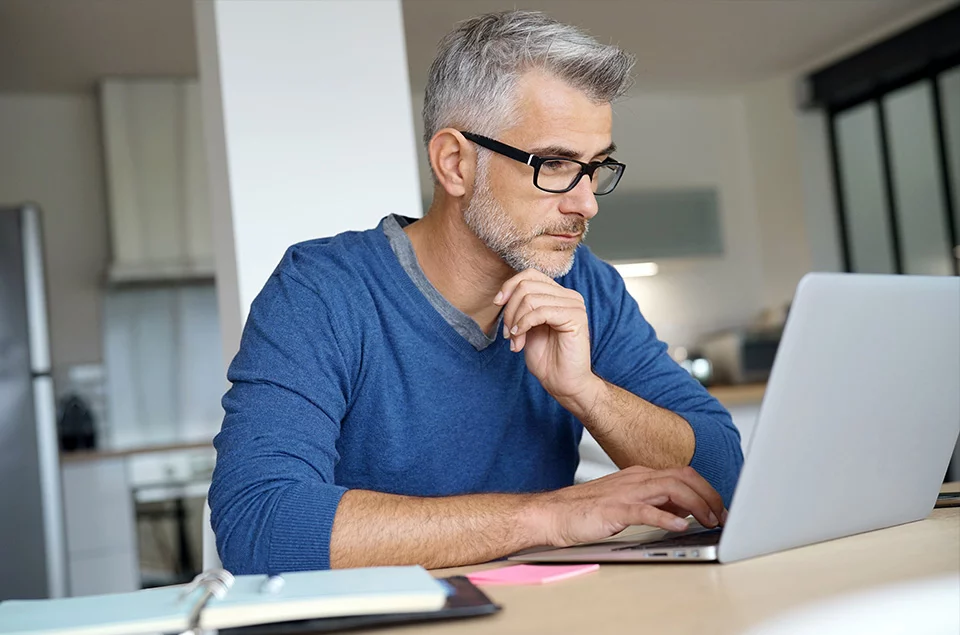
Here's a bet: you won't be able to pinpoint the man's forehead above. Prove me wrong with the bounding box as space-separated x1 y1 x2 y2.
511 128 616 161
505 71 614 156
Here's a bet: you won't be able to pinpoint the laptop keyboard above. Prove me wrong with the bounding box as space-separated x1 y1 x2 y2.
612 527 723 552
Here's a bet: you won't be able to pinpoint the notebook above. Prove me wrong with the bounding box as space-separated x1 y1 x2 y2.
0 566 448 635
219 576 501 635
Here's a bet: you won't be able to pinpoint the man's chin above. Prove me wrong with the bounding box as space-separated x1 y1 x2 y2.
529 250 577 279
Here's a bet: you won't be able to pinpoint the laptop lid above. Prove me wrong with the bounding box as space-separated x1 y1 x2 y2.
718 273 960 563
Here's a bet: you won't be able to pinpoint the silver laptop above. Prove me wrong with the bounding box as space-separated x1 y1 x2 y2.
511 273 960 564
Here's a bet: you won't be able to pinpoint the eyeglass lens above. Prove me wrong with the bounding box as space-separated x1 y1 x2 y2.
536 160 621 194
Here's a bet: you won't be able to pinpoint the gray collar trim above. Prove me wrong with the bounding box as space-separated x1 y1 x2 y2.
383 214 499 351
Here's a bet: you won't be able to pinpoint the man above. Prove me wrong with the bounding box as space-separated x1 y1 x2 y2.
210 10 743 574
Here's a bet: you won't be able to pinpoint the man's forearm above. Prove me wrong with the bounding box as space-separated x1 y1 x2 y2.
329 489 544 569
562 377 696 470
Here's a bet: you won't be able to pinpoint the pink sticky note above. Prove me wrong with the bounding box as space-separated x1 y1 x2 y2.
466 564 599 586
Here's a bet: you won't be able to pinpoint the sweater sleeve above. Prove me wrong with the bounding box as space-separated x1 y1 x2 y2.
209 263 354 574
580 254 744 505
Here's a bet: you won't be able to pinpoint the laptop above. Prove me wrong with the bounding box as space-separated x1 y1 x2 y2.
511 273 960 564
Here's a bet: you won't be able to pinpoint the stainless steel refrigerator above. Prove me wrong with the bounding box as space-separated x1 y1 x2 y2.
0 204 67 599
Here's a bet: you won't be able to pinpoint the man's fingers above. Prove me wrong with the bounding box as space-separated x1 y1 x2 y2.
501 280 583 327
512 306 581 334
502 290 578 335
509 307 585 352
657 501 692 519
630 505 691 533
638 478 720 529
496 274 583 316
495 275 586 356
666 466 727 523
503 293 584 340
494 270 557 306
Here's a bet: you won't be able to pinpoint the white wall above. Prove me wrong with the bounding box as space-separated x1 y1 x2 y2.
742 76 814 309
614 84 849 345
613 92 766 347
0 94 109 373
195 0 423 369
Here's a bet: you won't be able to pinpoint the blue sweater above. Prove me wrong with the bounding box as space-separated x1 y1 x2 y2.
210 218 743 574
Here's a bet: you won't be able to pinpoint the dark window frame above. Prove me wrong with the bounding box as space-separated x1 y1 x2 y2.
804 6 960 276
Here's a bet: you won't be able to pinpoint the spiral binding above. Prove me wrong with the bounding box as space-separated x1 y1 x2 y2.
176 569 236 635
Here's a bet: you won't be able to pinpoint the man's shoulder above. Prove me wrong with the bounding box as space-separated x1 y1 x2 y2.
274 222 388 292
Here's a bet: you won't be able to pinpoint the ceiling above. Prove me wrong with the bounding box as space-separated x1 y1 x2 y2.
401 0 957 92
0 0 954 94
0 0 198 93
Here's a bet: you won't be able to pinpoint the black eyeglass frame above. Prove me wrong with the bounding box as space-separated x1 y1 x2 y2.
460 131 626 195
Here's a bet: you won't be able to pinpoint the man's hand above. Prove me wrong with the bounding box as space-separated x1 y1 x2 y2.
532 465 728 547
495 269 697 472
495 269 600 405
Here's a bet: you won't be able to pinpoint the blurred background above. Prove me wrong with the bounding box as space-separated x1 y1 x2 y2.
0 0 957 600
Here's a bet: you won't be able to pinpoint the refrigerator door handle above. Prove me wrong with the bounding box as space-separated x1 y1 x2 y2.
20 205 68 598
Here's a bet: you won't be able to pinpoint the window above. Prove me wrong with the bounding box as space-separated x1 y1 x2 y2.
806 6 960 276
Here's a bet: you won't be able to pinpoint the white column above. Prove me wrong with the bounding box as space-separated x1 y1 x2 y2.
194 0 422 369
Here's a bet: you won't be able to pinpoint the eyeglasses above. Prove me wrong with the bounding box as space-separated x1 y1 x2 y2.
460 131 626 195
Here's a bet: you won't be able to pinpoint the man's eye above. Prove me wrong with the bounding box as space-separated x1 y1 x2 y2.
542 160 570 172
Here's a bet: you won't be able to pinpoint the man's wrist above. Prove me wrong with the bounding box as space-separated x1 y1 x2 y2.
518 491 556 548
554 374 607 424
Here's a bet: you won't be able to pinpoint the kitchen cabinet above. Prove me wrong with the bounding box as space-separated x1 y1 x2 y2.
100 79 213 284
60 458 139 596
584 188 723 262
59 444 215 596
102 284 224 450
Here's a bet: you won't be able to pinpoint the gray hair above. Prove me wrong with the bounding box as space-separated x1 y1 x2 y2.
422 10 635 161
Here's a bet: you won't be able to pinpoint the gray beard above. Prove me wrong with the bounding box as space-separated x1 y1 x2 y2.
462 176 588 279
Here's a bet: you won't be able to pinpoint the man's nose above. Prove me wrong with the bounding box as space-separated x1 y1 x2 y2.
559 173 600 220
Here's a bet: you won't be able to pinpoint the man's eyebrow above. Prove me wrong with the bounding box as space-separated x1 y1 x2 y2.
528 144 581 159
594 142 617 159
529 142 618 161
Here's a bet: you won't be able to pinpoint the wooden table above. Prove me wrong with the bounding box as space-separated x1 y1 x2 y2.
368 483 960 634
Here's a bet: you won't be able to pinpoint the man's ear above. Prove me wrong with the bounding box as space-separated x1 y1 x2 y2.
428 129 473 198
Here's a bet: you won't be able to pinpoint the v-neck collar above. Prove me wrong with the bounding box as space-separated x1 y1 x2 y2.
382 214 503 351
375 216 508 365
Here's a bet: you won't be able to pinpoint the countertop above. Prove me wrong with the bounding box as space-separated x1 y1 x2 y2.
707 382 766 407
60 440 214 464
